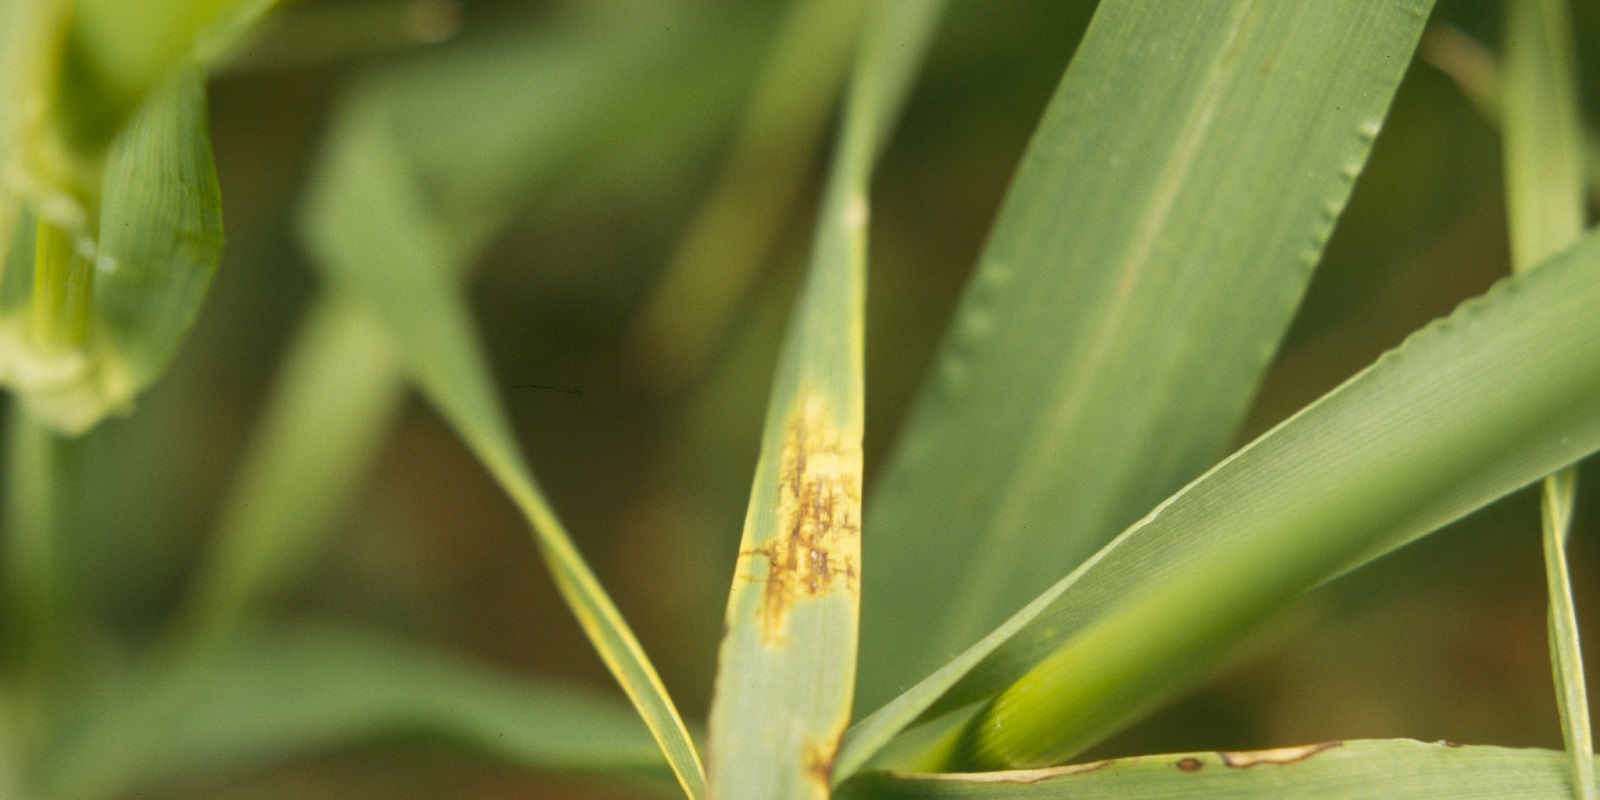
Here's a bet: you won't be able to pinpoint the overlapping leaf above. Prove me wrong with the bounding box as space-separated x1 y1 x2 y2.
857 0 1434 714
841 224 1600 774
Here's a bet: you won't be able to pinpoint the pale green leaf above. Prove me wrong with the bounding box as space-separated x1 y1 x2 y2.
1502 2 1594 796
173 297 404 652
66 0 258 117
37 628 669 800
191 0 284 65
209 0 462 74
842 225 1600 774
300 91 704 798
367 4 766 241
1540 468 1593 798
840 740 1599 799
176 5 765 656
856 0 1433 714
1502 0 1585 271
705 2 943 798
629 0 868 387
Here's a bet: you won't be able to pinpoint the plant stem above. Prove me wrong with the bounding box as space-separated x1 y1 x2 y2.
2 405 63 763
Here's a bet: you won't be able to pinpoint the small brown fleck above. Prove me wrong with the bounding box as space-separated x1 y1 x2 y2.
1175 757 1204 772
743 395 862 644
1437 740 1463 748
1218 741 1342 768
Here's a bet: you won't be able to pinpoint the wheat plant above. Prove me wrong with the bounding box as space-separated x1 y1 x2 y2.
2 0 1599 798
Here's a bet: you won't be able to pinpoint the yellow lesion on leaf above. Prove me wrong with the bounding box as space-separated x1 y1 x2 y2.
745 394 861 645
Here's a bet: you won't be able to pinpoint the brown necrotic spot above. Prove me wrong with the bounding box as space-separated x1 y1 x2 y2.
747 395 861 644
1175 757 1204 772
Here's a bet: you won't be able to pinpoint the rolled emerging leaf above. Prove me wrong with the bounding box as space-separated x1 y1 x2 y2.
0 68 222 434
0 0 273 434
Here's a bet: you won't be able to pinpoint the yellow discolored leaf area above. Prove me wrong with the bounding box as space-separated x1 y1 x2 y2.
746 394 862 646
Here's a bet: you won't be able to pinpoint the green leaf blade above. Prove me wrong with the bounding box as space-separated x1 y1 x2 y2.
90 68 223 419
300 90 705 799
857 0 1434 714
704 3 944 797
629 0 870 387
1502 1 1594 797
175 297 405 652
841 740 1597 799
39 629 670 800
1502 0 1585 271
844 224 1600 774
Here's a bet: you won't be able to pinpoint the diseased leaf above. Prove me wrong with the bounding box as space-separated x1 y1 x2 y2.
705 3 944 798
840 740 1599 799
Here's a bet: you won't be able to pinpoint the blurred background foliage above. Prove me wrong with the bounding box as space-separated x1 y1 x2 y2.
29 0 1600 796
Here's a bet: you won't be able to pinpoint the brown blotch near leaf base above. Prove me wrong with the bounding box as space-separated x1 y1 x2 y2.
746 396 861 645
1174 757 1204 772
1218 741 1342 768
804 728 845 794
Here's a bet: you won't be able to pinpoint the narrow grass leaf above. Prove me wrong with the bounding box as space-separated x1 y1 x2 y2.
1541 470 1593 798
369 4 765 241
706 3 943 798
842 226 1600 775
840 740 1600 799
177 6 762 654
1420 22 1600 204
174 298 404 652
1503 0 1585 272
38 628 670 800
66 0 255 116
1418 25 1501 122
190 0 282 65
1503 3 1594 796
628 0 867 387
857 0 1433 713
300 98 705 798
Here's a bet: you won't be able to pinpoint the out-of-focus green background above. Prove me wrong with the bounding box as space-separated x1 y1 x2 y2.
49 0 1600 796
